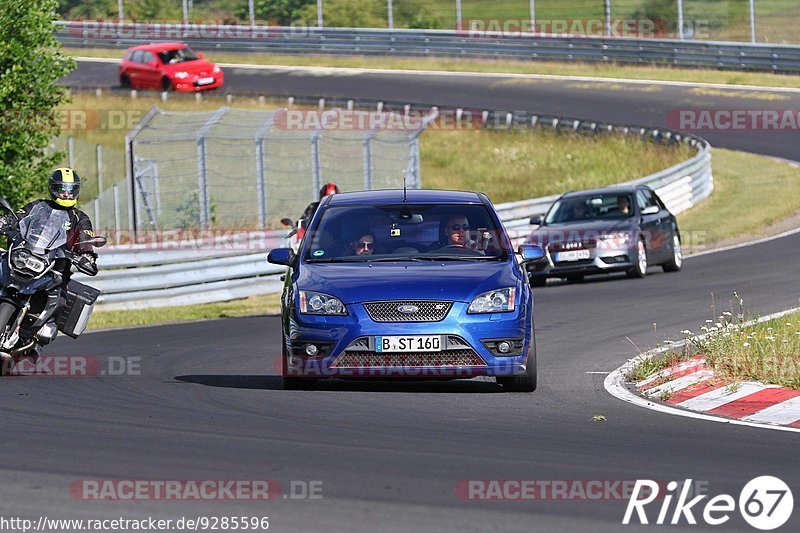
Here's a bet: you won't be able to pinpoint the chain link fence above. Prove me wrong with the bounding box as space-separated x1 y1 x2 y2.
120 106 428 233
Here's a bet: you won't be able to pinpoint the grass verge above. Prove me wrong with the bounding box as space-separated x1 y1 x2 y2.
630 300 800 389
88 293 282 330
64 47 800 90
677 149 800 251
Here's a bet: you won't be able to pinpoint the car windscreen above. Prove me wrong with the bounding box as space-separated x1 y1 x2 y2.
304 203 512 262
544 193 635 224
158 47 200 64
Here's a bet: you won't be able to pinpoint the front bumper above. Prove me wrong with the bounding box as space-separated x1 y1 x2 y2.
284 301 532 379
173 73 224 92
526 245 635 279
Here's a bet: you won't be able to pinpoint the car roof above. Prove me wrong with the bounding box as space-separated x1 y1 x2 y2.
327 189 484 206
560 185 650 198
127 42 187 52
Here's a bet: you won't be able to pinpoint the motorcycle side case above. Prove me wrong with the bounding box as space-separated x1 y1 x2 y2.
58 280 101 338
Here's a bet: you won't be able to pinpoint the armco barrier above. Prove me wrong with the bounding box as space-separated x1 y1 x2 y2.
75 102 711 311
55 21 800 73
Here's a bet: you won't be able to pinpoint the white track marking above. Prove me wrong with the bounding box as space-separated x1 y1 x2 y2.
745 397 800 425
73 57 800 94
635 358 705 389
644 369 715 397
676 382 767 412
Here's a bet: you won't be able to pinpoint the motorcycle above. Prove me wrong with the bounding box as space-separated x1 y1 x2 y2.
280 217 303 254
0 196 107 376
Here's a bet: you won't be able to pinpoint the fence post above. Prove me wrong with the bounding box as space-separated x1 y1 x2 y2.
749 0 756 42
677 0 684 40
362 136 373 190
112 183 121 244
310 134 322 196
118 0 123 21
455 0 462 31
255 115 275 229
196 108 229 230
317 0 323 29
96 144 103 194
93 198 100 233
529 0 535 29
249 0 255 27
387 0 393 29
67 136 74 168
604 0 611 37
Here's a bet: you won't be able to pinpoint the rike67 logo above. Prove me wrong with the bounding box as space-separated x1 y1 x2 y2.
623 477 793 530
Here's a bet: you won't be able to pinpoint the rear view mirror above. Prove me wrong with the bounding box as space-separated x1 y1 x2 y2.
518 244 545 262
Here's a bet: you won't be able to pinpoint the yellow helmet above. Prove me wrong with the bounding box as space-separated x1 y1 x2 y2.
49 168 81 208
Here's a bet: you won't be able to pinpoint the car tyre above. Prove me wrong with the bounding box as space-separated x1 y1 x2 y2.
565 275 584 283
119 75 131 89
662 234 683 272
497 342 537 392
529 275 546 288
281 342 317 390
161 77 173 92
626 239 647 278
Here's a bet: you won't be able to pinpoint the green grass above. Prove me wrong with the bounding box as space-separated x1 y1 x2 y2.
677 149 800 250
420 128 693 203
89 293 282 330
65 47 800 90
631 303 800 389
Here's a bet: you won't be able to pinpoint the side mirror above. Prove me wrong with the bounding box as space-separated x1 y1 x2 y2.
78 236 108 248
518 244 545 262
529 216 542 226
280 218 294 227
641 205 659 216
198 52 205 59
148 59 158 68
267 248 294 266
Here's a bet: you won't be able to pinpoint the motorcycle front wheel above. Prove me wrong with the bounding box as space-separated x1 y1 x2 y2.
0 302 17 376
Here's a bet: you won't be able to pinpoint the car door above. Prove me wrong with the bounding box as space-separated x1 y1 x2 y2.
651 189 679 258
126 50 144 87
636 189 668 261
139 51 161 89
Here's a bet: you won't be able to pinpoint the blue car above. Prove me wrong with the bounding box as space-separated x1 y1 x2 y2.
267 190 545 391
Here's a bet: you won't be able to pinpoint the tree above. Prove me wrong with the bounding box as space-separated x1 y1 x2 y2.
0 0 75 208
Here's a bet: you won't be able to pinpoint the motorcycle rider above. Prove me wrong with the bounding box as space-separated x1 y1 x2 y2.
0 168 99 357
297 182 340 241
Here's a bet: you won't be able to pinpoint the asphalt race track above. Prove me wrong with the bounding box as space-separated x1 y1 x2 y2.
2 61 798 531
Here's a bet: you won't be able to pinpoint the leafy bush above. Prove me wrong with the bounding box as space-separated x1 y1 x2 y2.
0 0 75 208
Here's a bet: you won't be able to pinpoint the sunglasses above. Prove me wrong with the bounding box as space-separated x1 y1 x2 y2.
356 241 374 249
450 224 470 231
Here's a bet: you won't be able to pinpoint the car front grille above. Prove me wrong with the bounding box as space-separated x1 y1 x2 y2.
331 349 486 368
363 300 452 322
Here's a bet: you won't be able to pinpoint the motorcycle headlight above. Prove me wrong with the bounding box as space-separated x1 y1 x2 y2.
11 249 46 274
298 291 347 315
468 287 516 314
174 71 190 79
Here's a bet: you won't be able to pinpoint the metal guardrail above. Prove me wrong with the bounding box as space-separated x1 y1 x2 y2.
55 21 800 73
77 99 712 311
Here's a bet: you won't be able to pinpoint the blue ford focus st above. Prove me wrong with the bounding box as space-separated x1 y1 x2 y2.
268 190 545 391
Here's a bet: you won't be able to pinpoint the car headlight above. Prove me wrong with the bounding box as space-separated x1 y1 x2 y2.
468 287 516 314
174 71 189 79
598 232 632 249
298 291 347 315
212 66 221 74
11 249 46 274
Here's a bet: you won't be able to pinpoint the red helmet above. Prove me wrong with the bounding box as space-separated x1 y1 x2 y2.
320 183 339 199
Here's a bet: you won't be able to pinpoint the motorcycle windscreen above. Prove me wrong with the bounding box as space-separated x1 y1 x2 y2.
18 203 69 251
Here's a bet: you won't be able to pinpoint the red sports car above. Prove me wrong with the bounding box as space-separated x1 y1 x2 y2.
119 43 224 92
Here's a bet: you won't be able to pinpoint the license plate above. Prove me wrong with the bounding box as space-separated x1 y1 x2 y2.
197 77 215 85
375 335 442 353
554 249 591 262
